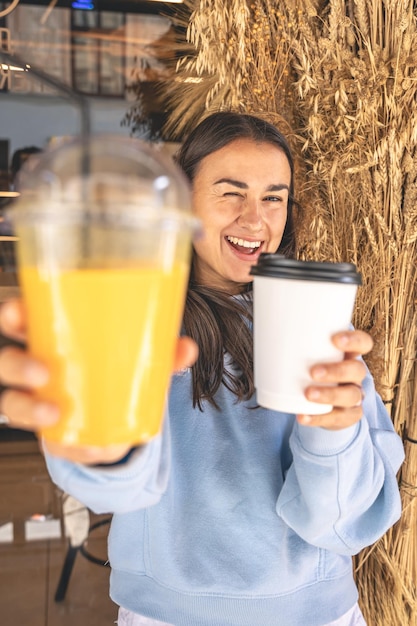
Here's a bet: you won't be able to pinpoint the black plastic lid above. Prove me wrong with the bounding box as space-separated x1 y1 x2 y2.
250 254 362 285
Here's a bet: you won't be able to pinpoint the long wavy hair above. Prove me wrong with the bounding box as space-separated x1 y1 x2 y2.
176 111 299 409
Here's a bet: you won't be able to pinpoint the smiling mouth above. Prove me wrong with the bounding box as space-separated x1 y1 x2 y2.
226 236 263 254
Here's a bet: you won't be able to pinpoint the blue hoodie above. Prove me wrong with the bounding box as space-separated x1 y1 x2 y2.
45 361 403 626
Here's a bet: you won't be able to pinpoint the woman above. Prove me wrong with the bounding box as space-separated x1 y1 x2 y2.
0 112 404 626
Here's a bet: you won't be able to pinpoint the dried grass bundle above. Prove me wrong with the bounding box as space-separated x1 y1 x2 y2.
160 1 417 623
161 0 250 139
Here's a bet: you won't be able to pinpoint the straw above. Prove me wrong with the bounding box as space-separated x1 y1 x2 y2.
0 49 91 181
0 49 93 263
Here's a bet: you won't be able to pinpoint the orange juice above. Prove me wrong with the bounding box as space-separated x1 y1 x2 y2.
19 263 189 446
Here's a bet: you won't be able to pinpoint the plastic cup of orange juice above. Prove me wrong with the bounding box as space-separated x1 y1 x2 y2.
9 135 198 447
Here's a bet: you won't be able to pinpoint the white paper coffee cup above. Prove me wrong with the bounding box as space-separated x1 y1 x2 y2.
250 255 362 415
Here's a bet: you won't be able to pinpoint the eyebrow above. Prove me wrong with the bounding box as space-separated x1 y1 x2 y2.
213 178 289 192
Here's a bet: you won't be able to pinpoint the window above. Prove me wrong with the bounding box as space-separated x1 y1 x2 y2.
0 2 175 98
72 9 125 96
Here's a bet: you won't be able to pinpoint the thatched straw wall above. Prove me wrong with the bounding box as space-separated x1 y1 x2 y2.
129 1 417 623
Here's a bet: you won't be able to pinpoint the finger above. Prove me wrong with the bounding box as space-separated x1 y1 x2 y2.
310 358 367 385
174 336 198 372
331 330 373 358
42 439 133 465
0 346 49 388
0 389 59 431
297 405 363 431
305 383 363 409
0 299 27 343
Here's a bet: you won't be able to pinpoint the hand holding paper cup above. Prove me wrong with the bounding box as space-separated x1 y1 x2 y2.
9 135 199 447
250 254 362 415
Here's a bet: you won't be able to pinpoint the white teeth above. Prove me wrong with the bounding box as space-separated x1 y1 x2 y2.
227 236 262 248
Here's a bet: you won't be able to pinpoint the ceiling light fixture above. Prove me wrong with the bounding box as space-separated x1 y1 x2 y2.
1 63 25 71
0 191 19 198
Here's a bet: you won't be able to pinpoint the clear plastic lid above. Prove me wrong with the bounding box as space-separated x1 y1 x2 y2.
9 134 198 232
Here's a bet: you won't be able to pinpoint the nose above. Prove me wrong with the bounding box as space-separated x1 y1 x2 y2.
236 199 264 231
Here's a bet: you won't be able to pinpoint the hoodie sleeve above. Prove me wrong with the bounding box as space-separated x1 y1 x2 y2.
44 413 171 515
276 365 404 555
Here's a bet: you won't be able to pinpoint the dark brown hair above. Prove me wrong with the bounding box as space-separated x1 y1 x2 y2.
176 111 298 410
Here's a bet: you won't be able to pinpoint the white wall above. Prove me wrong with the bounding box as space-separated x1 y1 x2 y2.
0 92 131 158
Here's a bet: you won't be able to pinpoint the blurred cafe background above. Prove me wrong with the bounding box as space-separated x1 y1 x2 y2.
0 1 185 624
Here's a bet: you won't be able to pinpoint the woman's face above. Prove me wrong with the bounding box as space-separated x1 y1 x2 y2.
191 138 292 293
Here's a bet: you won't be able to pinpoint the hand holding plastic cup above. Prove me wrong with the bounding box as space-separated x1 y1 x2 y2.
9 135 198 447
250 254 362 415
